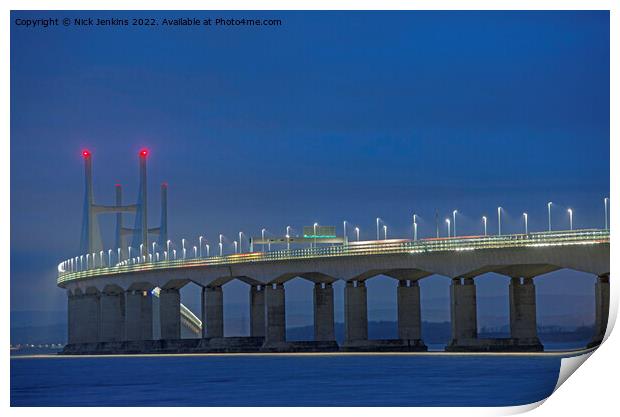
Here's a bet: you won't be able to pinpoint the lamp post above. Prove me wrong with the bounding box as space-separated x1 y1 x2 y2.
568 208 573 231
117 248 121 263
128 246 132 261
139 244 144 260
234 240 238 254
193 246 197 258
152 242 156 260
482 216 487 236
164 250 168 261
108 249 112 267
166 240 171 255
181 239 186 259
343 221 348 245
239 232 244 253
286 226 291 250
523 212 528 234
355 226 360 242
173 249 177 260
206 244 210 257
547 202 553 231
99 250 104 268
313 222 318 248
604 197 609 230
376 217 381 241
445 218 451 237
413 214 417 240
261 228 266 252
497 207 503 236
219 234 223 256
452 210 457 237
199 236 203 257
383 225 387 240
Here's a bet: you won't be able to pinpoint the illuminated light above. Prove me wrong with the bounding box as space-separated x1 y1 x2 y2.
139 148 149 157
162 182 168 187
115 183 121 187
81 149 91 159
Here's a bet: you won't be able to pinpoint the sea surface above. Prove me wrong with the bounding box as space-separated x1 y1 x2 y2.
10 353 564 406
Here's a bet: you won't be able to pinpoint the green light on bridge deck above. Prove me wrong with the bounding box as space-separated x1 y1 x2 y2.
303 235 337 239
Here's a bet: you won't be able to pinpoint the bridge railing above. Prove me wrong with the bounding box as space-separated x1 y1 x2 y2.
57 229 609 285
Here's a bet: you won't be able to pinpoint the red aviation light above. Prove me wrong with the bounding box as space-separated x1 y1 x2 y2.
82 149 91 159
139 148 149 158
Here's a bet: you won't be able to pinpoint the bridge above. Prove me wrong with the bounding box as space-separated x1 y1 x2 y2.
57 150 610 354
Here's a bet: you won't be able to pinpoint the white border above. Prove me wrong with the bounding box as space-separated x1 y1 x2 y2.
3 1 617 416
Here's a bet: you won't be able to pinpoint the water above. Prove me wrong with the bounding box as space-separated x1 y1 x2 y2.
11 354 561 406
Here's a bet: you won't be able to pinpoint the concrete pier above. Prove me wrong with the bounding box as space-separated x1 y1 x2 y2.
250 285 265 337
76 292 100 343
509 277 539 340
264 283 286 345
397 280 422 340
590 274 610 346
313 282 335 341
159 288 181 340
344 280 368 343
448 277 477 346
125 290 153 341
99 290 125 342
67 293 78 344
203 286 224 338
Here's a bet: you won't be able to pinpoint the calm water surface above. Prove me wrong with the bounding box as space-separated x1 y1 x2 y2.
11 354 561 406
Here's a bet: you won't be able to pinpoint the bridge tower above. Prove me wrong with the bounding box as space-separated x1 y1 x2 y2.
79 149 168 260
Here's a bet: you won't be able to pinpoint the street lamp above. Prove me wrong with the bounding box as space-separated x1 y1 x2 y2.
99 250 104 268
445 218 451 237
343 221 348 245
313 222 319 248
239 232 244 253
604 197 609 230
523 212 528 234
482 216 487 236
166 240 171 254
219 234 223 256
181 239 186 259
199 236 203 257
152 242 156 259
164 250 168 261
413 214 417 240
355 226 360 242
206 244 210 257
139 244 144 259
497 207 502 236
117 248 121 263
128 246 132 260
234 240 238 254
383 225 387 240
193 246 197 258
568 208 573 231
173 249 177 260
452 210 458 237
547 202 553 231
261 228 266 252
286 226 291 250
376 217 381 241
108 249 112 267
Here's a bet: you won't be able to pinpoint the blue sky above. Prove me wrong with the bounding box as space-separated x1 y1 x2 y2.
10 11 609 322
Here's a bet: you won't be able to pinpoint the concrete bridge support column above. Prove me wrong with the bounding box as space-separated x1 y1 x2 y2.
344 280 368 343
397 280 422 341
125 290 153 341
509 277 540 344
99 290 125 342
264 283 286 345
250 285 265 337
449 278 477 347
203 286 224 338
159 288 181 340
67 293 78 344
590 274 610 346
313 283 335 341
78 292 100 343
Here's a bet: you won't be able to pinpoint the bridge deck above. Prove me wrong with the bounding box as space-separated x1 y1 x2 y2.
57 229 609 286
